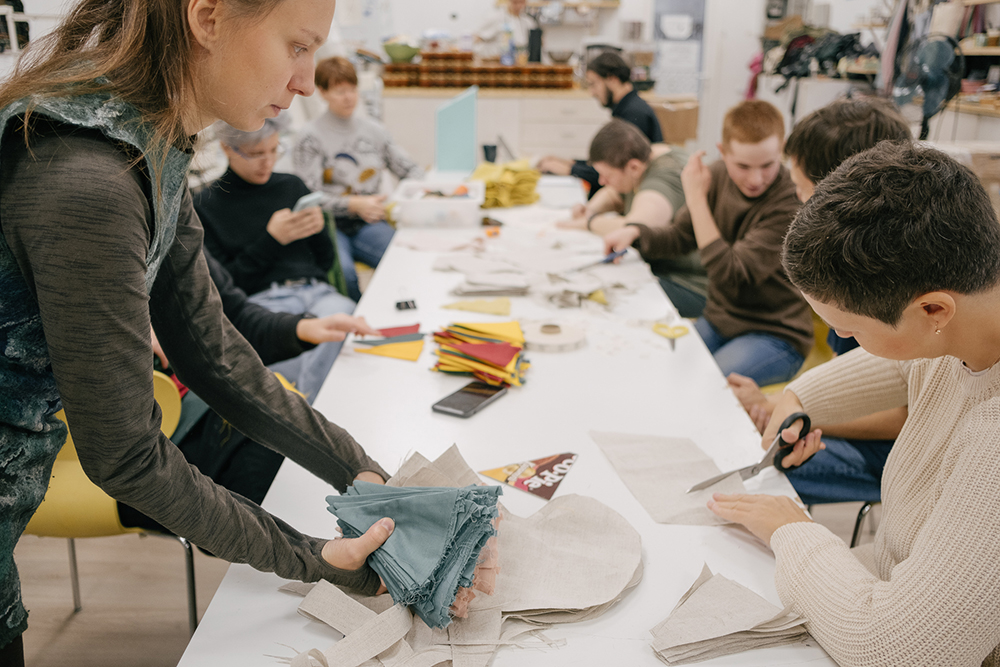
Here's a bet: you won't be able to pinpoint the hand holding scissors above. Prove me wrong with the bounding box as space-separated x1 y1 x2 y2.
687 412 811 493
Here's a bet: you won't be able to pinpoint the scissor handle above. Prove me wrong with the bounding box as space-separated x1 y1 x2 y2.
773 411 812 472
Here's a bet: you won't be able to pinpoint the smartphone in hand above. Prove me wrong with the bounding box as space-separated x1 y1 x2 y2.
292 191 324 213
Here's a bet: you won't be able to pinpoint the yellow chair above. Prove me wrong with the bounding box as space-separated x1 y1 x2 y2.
23 371 200 635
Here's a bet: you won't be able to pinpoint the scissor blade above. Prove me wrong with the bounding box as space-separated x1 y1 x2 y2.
687 470 734 493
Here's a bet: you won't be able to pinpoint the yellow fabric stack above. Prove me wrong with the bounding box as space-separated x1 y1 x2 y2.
470 160 541 208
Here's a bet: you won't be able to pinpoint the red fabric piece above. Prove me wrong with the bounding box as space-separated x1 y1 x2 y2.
378 324 420 337
448 341 521 368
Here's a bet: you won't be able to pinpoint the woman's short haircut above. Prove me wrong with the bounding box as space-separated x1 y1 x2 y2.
589 119 651 169
721 100 785 147
315 56 358 90
783 141 1000 325
214 118 281 150
586 52 631 83
785 97 912 184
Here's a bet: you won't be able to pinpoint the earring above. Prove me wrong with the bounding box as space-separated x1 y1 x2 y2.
935 329 941 335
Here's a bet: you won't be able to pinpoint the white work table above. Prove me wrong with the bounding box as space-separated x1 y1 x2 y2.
178 187 836 666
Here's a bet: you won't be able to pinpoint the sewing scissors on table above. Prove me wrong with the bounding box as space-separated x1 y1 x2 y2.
686 412 811 493
652 322 689 350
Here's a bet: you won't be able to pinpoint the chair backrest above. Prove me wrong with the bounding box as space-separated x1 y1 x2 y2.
24 371 182 538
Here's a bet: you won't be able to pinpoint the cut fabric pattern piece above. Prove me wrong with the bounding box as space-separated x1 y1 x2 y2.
649 564 809 664
377 324 420 337
442 297 511 316
326 481 502 629
589 430 746 526
354 339 425 361
283 446 642 667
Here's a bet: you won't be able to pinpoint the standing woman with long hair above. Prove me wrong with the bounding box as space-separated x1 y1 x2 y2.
0 2 395 662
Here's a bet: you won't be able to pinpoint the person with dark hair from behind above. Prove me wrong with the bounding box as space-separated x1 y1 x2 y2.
537 51 663 197
709 141 1000 667
604 100 811 385
726 96 913 506
118 248 379 532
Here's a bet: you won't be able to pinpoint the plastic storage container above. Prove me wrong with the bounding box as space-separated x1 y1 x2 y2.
391 179 486 227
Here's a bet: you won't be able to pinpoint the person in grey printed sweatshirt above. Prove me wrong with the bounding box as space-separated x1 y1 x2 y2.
292 56 423 301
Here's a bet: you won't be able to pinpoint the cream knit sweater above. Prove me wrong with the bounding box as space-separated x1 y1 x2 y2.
774 348 1000 667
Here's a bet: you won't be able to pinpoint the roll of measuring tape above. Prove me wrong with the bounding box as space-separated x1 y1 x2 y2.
522 321 586 352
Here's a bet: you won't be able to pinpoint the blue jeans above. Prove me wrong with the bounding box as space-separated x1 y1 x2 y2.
695 317 804 386
784 437 893 505
248 280 356 399
337 221 395 302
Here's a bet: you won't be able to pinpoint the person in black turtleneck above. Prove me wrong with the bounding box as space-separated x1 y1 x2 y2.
537 52 663 198
195 118 356 322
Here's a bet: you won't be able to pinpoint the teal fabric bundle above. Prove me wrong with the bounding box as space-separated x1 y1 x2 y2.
326 481 502 628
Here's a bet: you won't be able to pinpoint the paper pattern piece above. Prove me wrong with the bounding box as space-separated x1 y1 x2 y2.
480 453 577 500
589 431 746 526
442 298 511 316
282 446 642 667
649 564 809 664
355 340 425 361
326 481 502 629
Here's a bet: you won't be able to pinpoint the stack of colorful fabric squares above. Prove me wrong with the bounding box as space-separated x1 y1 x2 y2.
432 321 530 386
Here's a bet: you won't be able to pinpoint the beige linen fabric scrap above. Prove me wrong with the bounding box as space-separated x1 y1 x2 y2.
649 564 809 664
589 430 746 526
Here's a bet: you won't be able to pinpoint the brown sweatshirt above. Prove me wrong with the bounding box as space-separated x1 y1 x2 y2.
631 161 813 357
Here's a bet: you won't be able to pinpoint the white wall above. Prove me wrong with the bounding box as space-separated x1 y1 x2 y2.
695 0 766 157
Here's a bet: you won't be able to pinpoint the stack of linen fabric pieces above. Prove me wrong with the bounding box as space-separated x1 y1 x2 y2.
649 564 809 664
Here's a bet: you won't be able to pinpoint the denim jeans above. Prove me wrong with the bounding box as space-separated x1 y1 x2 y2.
248 280 355 399
337 221 395 302
694 316 804 386
784 437 893 505
658 276 707 319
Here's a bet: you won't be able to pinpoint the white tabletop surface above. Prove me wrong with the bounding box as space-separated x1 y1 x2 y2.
178 181 835 666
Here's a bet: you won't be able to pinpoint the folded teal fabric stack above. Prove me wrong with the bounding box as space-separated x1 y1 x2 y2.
326 481 502 628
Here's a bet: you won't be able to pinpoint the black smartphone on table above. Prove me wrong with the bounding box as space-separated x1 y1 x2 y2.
432 381 507 418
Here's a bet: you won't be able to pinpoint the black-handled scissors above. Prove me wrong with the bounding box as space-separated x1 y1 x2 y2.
686 412 812 493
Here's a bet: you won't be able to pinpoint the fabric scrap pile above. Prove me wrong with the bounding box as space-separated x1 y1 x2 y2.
470 160 540 208
649 564 809 664
432 321 529 386
326 481 501 629
280 445 643 667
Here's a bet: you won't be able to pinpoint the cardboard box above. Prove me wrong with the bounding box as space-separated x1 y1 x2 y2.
646 97 699 146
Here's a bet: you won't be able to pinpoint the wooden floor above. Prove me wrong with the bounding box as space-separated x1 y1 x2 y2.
13 501 876 666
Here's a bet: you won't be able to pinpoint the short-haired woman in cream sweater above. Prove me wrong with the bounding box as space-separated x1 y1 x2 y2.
709 141 1000 667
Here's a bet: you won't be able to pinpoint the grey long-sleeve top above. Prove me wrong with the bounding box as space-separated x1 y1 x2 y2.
1 120 388 592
